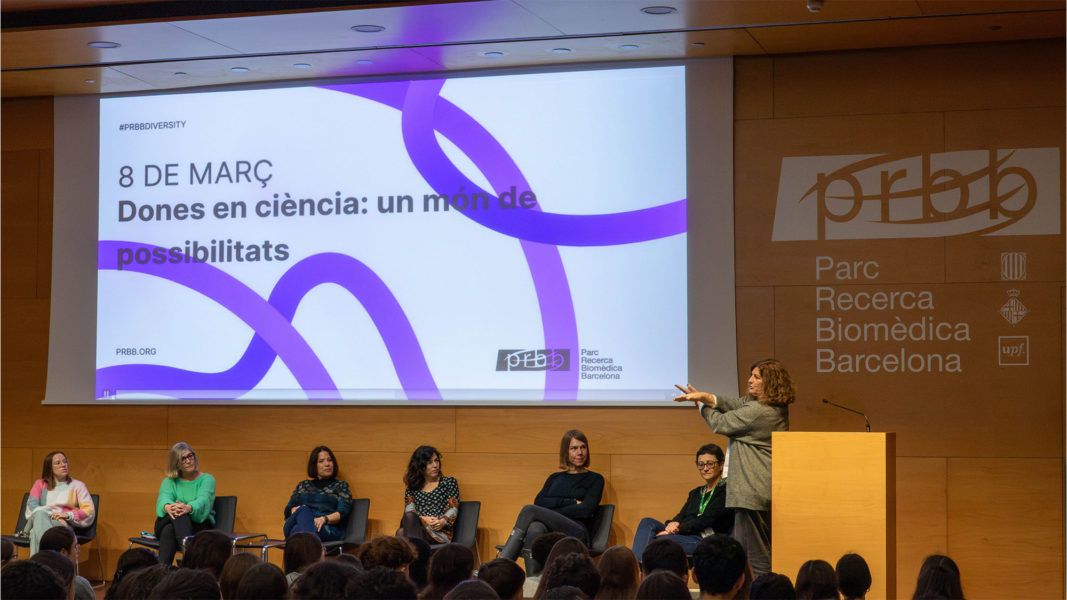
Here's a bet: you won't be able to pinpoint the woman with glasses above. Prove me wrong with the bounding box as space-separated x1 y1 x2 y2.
283 445 352 541
154 441 216 565
674 358 795 577
397 445 460 543
24 451 96 555
631 443 732 560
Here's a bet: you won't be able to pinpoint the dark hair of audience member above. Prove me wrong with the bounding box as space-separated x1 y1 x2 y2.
836 554 871 600
182 529 234 578
347 565 420 600
477 558 526 600
635 569 691 600
104 547 160 599
533 542 592 600
443 578 501 600
29 549 75 590
530 532 568 575
284 531 324 576
422 543 476 600
795 559 840 600
333 552 364 569
39 526 77 555
218 552 260 600
1 539 15 566
290 560 361 600
595 545 640 600
1 560 68 600
235 562 288 600
912 554 965 600
751 572 797 600
692 534 747 596
358 535 418 571
541 585 591 600
406 535 432 588
536 552 600 600
640 537 689 580
147 567 221 600
109 564 174 600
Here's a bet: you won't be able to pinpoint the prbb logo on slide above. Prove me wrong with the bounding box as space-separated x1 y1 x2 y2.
496 349 571 372
771 148 1061 241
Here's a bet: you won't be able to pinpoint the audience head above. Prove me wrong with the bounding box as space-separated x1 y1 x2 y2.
1 539 14 566
404 445 444 490
284 531 325 575
1 560 67 600
641 537 689 582
530 532 568 575
836 554 871 600
39 526 77 557
541 585 590 600
358 535 417 572
290 560 361 600
595 545 640 600
423 543 476 600
751 572 797 600
405 535 432 588
147 567 221 600
795 560 838 600
110 564 173 600
477 558 525 600
750 358 796 406
29 549 74 592
182 529 233 578
347 565 419 600
559 430 591 470
333 552 364 569
107 547 160 596
538 552 600 600
635 570 691 600
235 561 287 600
692 534 747 598
307 445 339 479
165 442 198 479
218 552 260 599
443 579 501 600
41 451 72 489
912 554 964 600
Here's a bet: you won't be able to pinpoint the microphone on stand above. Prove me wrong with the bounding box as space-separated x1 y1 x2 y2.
822 398 871 432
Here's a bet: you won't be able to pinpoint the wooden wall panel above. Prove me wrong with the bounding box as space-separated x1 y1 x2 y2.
894 457 948 596
1 447 34 539
1 150 41 298
946 458 1064 599
0 97 53 151
733 56 773 121
1 404 170 449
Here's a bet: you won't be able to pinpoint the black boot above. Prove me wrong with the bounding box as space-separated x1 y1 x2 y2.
498 528 525 560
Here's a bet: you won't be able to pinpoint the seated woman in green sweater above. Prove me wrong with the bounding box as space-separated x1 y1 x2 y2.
154 442 215 565
497 430 604 567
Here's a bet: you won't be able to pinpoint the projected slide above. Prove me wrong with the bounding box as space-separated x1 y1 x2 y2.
96 66 687 403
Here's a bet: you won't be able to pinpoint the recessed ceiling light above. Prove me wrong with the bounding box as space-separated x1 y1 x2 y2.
351 24 385 33
85 79 96 84
293 63 312 69
174 72 187 77
641 6 676 15
618 44 640 50
87 41 120 49
356 59 374 65
552 48 572 54
691 42 705 47
483 51 506 57
231 67 250 72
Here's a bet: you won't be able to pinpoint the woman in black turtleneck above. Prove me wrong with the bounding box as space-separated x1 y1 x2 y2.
283 445 353 541
497 430 604 565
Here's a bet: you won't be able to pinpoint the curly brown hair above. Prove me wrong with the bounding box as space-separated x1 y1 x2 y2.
751 358 796 407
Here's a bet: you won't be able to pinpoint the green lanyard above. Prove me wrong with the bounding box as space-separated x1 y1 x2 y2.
697 481 719 516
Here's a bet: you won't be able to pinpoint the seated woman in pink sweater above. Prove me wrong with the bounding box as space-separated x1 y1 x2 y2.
25 451 95 555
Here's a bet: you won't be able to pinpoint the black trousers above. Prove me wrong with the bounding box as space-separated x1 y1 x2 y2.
154 514 211 565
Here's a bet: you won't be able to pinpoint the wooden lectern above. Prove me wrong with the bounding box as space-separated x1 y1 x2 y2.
771 432 895 599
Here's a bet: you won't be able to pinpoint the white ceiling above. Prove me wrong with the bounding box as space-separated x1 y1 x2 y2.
1 0 1063 97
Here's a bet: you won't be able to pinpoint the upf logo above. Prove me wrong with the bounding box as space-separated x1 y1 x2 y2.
997 336 1029 366
772 148 1061 241
496 349 570 372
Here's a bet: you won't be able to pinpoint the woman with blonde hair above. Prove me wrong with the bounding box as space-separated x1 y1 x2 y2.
153 441 216 565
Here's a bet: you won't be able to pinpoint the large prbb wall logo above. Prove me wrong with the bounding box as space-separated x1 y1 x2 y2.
772 148 1061 241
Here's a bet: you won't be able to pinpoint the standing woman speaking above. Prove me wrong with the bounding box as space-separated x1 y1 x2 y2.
154 441 216 565
674 358 795 576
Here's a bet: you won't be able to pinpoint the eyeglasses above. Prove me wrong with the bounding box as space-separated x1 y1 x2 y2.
696 461 720 469
180 452 197 463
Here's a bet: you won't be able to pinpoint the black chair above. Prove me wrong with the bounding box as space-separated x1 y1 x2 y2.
430 500 480 559
128 495 262 556
252 498 371 560
495 503 616 563
2 492 103 582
